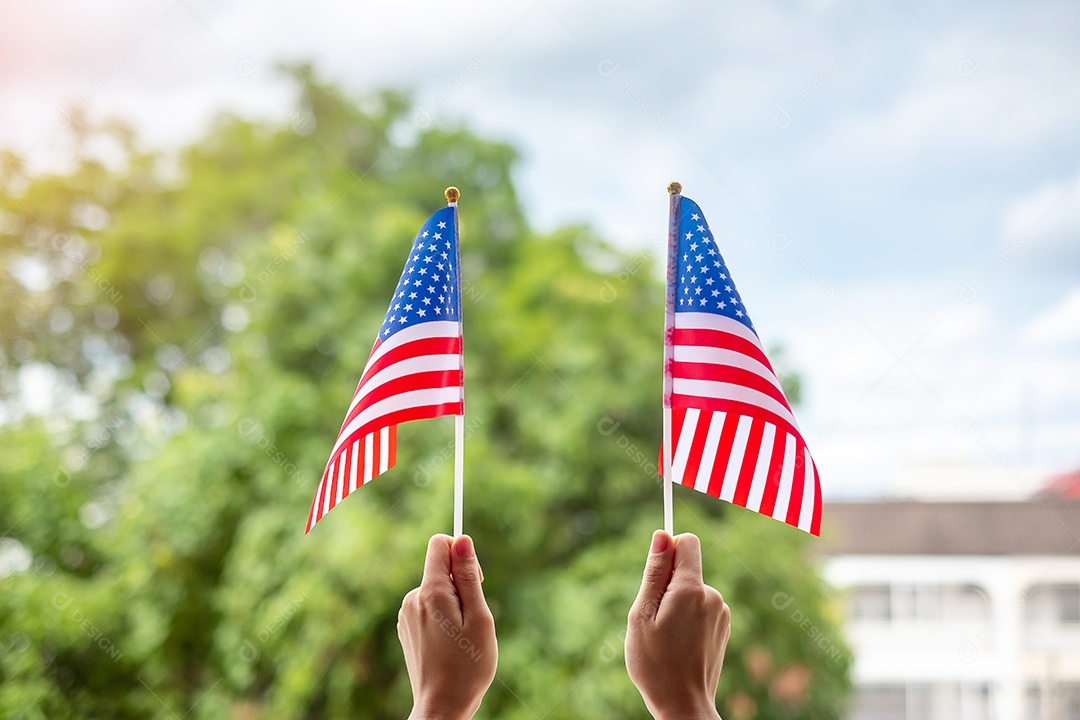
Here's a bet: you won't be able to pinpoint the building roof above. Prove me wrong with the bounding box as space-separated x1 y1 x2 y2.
1039 469 1080 500
820 500 1080 556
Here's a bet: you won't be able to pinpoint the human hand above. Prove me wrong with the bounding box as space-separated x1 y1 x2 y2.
398 534 497 720
625 531 731 720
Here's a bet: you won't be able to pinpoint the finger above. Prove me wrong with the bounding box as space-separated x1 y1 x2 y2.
671 533 703 587
450 535 488 621
632 530 675 619
421 534 454 588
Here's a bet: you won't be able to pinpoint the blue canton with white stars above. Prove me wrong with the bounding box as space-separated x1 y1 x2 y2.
378 207 459 341
675 197 756 334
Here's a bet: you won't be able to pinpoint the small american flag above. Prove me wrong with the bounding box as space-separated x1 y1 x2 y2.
306 205 464 533
662 194 821 535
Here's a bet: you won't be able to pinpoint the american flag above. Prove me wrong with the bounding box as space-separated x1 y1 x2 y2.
306 205 464 533
662 194 821 535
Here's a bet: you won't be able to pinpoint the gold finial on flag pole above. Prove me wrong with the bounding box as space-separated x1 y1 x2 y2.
445 186 460 204
667 181 682 195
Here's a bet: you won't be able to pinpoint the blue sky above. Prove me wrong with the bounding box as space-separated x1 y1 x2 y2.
2 0 1078 498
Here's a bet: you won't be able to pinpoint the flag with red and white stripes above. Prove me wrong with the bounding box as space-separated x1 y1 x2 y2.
306 205 464 533
662 195 821 535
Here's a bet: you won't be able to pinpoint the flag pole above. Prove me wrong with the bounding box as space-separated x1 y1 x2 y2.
447 186 465 538
663 181 681 536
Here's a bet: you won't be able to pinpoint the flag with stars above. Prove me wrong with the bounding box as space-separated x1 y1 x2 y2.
306 206 463 533
662 194 821 535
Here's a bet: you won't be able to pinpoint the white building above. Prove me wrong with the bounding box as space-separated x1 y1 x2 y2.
822 491 1080 720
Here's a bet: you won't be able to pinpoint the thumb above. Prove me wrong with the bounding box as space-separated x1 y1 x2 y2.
450 535 487 619
633 530 675 619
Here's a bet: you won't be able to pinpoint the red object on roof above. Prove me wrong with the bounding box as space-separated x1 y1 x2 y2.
1040 469 1080 499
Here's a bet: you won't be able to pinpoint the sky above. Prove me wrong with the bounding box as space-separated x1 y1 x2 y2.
2 0 1078 499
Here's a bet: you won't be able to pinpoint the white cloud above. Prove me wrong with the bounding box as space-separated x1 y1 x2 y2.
1024 287 1080 347
2 0 1079 501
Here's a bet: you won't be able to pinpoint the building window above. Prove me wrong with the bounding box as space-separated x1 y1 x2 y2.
848 584 990 622
850 585 891 620
852 682 992 720
1026 682 1080 720
1026 584 1080 626
852 683 905 720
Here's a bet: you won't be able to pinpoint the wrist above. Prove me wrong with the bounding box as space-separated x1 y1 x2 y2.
408 697 477 720
408 710 472 720
648 699 722 720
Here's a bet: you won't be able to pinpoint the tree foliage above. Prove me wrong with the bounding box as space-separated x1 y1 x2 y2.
0 66 850 719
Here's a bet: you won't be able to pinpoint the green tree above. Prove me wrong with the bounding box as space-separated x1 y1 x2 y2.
0 66 850 719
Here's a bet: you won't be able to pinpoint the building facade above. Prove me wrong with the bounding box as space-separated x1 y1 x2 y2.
821 499 1080 720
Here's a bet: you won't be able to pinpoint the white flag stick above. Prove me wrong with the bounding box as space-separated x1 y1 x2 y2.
662 181 682 536
454 413 464 537
447 186 465 538
663 407 673 535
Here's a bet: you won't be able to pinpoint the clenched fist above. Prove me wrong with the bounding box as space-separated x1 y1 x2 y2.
625 531 731 720
398 534 497 720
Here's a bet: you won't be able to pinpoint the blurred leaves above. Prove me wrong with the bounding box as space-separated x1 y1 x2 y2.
0 66 850 719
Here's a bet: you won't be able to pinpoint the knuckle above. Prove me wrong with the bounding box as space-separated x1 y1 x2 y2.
417 586 441 607
400 589 419 612
455 565 481 585
675 532 701 551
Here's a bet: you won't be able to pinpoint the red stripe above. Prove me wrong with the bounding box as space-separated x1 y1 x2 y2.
732 418 764 507
388 425 398 467
357 336 461 390
305 476 320 533
326 460 340 512
659 408 689 478
706 412 741 497
785 444 807 528
671 394 802 443
341 440 354 500
681 412 712 488
342 369 463 430
758 429 787 517
371 428 381 478
671 361 791 411
673 328 774 373
672 408 687 449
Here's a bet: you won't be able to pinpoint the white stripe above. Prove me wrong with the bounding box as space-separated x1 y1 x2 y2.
745 423 777 512
330 386 462 462
771 433 798 521
694 411 724 493
719 416 752 502
671 409 699 486
379 427 390 473
364 433 374 483
674 312 764 350
673 345 785 397
797 447 816 532
335 456 346 504
322 461 334 515
348 441 359 492
311 470 327 525
672 378 800 431
347 353 462 422
674 312 764 349
359 321 461 381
